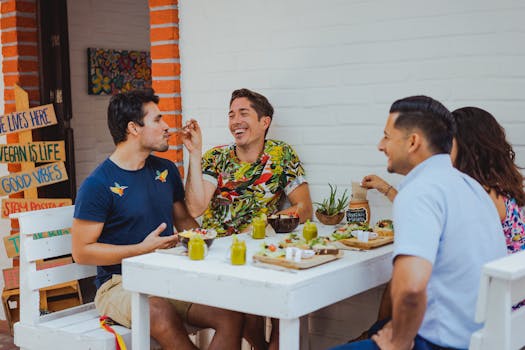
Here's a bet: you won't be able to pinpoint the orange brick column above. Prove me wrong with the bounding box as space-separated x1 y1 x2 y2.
1 0 40 235
149 0 184 175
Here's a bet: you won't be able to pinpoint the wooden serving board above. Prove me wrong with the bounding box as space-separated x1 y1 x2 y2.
252 251 343 270
338 236 394 250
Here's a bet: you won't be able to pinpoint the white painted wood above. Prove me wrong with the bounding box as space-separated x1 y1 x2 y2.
280 318 300 350
469 250 525 350
14 205 74 234
123 223 393 349
26 234 73 261
131 292 150 350
29 263 96 290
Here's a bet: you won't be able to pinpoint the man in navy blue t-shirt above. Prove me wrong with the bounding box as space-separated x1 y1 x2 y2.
72 89 243 349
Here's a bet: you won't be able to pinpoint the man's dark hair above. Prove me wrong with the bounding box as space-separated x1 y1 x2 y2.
230 88 274 120
107 88 159 145
390 95 455 154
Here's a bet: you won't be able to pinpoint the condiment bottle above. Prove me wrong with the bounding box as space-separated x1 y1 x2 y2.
188 235 205 260
302 220 318 241
252 216 266 239
347 200 370 225
230 235 246 265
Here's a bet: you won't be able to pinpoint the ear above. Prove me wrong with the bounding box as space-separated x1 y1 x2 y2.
261 116 271 130
127 121 139 136
407 132 422 154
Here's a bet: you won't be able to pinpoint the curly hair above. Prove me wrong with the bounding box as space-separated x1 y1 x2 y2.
452 107 525 206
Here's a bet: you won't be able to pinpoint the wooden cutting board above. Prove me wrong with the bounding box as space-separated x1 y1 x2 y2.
252 251 343 269
338 236 394 250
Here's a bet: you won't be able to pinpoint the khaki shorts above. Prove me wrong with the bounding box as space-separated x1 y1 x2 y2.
94 274 192 328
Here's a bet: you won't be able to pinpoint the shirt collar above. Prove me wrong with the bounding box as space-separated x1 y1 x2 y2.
398 154 452 191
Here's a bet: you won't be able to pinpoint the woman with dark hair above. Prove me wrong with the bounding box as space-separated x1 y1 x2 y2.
363 106 525 253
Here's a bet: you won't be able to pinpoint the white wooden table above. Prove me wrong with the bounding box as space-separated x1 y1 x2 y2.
122 224 393 350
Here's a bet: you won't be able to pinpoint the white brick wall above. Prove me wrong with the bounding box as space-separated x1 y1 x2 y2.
179 0 525 347
67 0 150 186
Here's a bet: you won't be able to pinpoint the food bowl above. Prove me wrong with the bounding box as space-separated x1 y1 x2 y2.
267 214 300 233
179 228 217 249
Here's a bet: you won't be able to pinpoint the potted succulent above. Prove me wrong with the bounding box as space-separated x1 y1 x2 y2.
314 184 350 225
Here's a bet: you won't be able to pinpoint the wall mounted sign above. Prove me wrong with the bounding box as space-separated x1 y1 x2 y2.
0 141 65 163
0 161 68 196
1 198 72 218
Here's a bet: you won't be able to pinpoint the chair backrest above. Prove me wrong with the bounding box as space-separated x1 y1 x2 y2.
473 250 525 350
12 205 97 326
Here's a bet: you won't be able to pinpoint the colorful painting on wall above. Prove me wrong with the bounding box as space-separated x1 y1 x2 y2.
87 48 152 95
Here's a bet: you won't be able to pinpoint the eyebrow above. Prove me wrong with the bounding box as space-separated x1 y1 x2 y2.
229 107 251 115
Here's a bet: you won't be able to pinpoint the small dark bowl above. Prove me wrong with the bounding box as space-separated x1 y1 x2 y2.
179 229 217 249
267 215 300 233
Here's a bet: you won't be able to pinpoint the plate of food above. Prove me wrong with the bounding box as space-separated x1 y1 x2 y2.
253 241 342 269
179 228 217 248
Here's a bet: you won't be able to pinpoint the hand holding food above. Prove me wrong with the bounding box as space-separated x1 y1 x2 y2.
361 174 397 202
180 119 202 154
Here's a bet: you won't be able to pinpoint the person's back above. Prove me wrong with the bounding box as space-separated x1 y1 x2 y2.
394 154 506 347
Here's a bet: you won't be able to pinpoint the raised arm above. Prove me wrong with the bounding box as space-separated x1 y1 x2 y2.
373 255 431 349
181 119 216 217
361 174 398 202
277 183 313 223
71 219 178 266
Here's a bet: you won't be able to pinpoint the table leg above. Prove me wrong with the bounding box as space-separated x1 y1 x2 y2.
280 318 300 350
131 292 150 350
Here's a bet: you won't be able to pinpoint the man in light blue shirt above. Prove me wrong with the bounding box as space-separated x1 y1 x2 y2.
331 96 506 350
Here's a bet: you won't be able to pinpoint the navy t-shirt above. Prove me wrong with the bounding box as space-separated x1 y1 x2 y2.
74 155 184 289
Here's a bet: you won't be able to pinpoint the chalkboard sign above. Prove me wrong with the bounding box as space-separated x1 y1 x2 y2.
346 207 368 224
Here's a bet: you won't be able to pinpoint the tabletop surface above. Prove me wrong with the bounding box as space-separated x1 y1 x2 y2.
122 223 394 318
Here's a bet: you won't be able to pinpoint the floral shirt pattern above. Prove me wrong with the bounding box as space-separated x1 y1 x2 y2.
501 196 525 309
201 139 306 236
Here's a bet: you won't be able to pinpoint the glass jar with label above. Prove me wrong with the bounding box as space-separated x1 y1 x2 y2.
346 200 370 225
230 235 246 265
188 235 205 260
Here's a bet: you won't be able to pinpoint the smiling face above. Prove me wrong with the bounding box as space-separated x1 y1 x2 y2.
134 101 170 152
378 112 413 175
228 97 271 149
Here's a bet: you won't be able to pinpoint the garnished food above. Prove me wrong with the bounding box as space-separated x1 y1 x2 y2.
258 242 286 258
279 233 308 248
332 222 372 238
373 219 394 237
308 236 337 250
179 228 216 239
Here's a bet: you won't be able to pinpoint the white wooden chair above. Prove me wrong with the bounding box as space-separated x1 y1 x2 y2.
469 250 525 350
12 205 204 349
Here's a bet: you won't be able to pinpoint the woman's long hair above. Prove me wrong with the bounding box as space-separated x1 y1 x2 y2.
452 107 525 206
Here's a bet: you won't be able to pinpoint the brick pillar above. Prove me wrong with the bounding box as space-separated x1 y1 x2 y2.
1 0 40 235
149 0 184 175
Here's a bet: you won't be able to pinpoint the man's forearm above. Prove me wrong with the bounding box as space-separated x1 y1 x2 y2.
391 289 427 348
73 241 149 266
185 153 209 217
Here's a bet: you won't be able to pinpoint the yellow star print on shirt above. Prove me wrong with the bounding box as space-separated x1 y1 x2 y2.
155 169 168 183
110 182 128 197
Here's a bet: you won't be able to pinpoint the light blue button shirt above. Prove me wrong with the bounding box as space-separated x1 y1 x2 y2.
393 154 507 348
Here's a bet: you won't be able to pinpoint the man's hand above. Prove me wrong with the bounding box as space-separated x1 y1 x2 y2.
141 223 179 253
180 119 202 155
371 322 414 350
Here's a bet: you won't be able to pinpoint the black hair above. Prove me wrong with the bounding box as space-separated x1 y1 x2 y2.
390 95 455 154
230 88 274 120
107 88 159 145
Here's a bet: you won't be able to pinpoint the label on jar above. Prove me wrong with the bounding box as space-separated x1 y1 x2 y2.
346 207 368 224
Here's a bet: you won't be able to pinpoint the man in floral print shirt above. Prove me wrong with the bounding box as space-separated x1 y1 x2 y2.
183 88 313 237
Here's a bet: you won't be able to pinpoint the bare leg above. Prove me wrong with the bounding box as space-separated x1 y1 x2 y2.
269 318 279 350
187 304 244 350
149 297 198 350
243 314 269 350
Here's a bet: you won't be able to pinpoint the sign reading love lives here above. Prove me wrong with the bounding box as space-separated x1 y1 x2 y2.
0 161 68 196
1 198 72 218
0 104 57 136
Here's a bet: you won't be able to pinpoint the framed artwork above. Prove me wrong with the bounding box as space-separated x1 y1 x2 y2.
87 48 152 95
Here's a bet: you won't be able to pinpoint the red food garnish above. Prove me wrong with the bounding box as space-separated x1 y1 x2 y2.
268 244 277 252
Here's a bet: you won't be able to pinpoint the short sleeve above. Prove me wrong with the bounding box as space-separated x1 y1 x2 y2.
202 148 220 186
282 144 307 195
74 177 111 223
393 183 444 265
